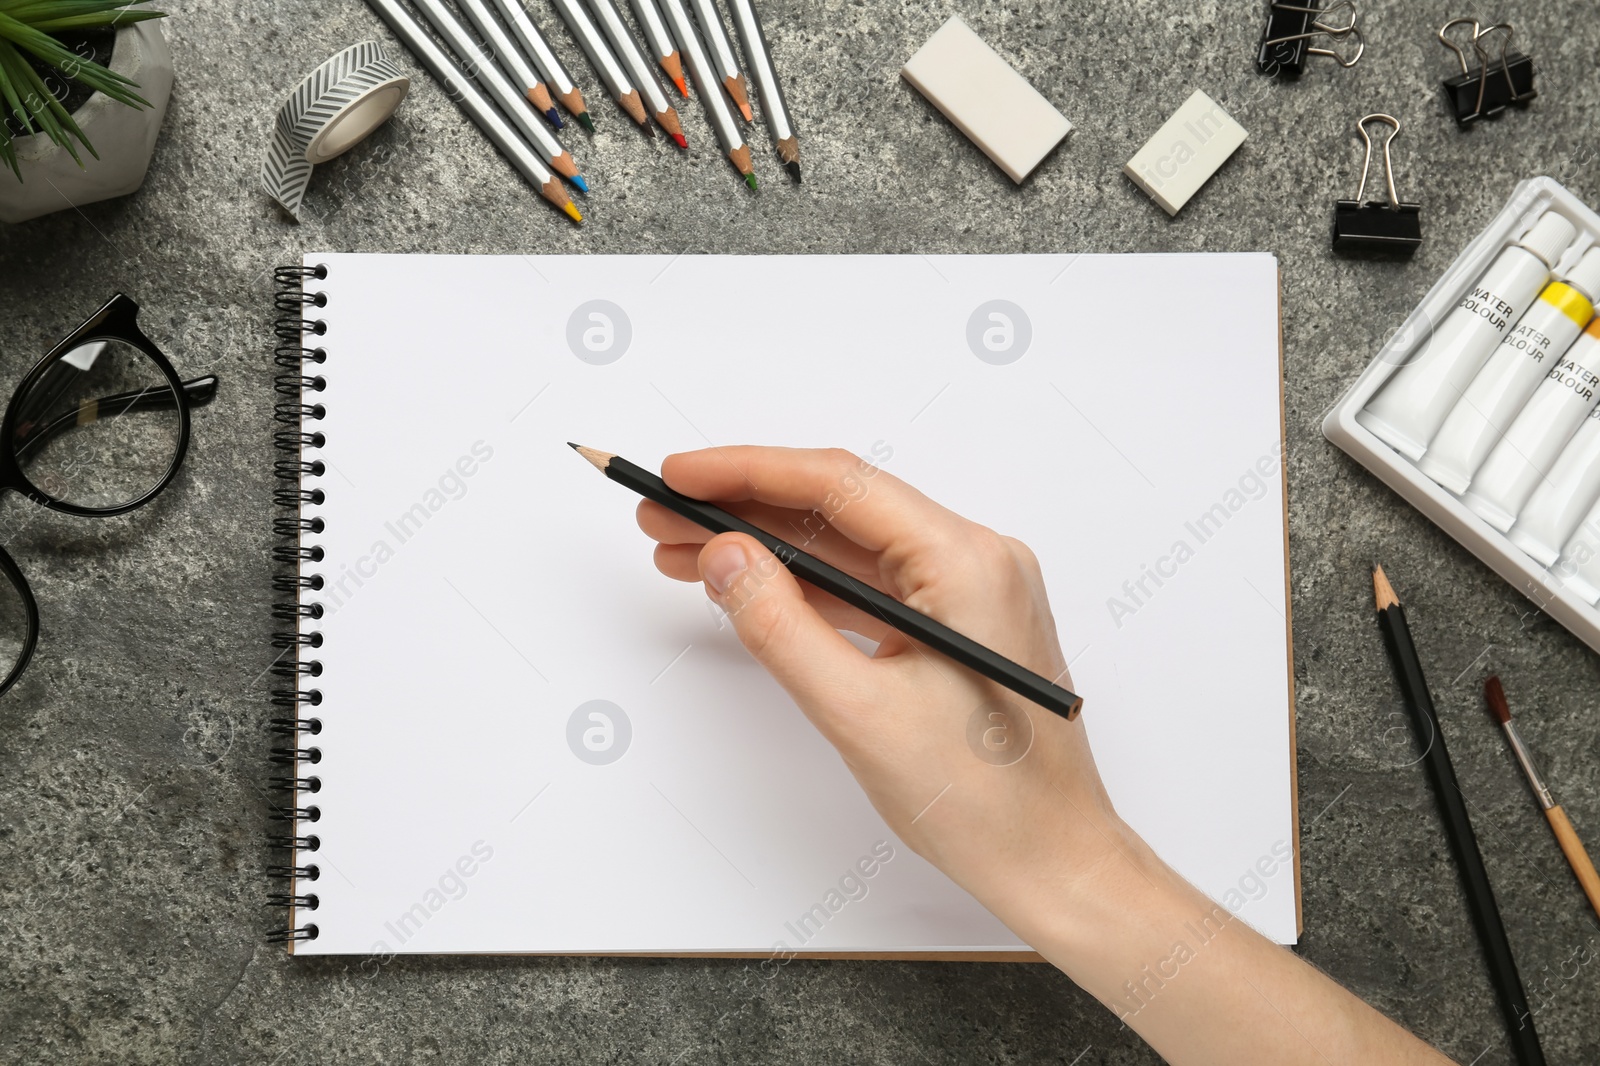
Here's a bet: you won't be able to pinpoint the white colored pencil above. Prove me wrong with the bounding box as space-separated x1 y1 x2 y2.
411 0 588 188
659 0 754 186
727 0 799 179
550 0 651 129
585 0 687 145
687 0 751 120
628 0 686 96
487 0 593 128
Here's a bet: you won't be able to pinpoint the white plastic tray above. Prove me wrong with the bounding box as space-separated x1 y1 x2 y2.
1322 176 1600 654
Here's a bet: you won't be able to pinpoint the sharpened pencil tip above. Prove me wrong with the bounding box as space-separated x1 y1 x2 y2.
745 173 758 191
641 121 657 138
545 108 564 129
672 132 688 149
571 175 589 195
577 112 596 132
567 441 581 450
571 444 615 471
563 201 583 223
1372 564 1399 610
673 76 688 96
784 160 801 183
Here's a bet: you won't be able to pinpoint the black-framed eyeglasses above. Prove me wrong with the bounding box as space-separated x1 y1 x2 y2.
0 293 218 696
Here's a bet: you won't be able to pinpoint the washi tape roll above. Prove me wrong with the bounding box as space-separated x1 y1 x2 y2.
263 41 410 218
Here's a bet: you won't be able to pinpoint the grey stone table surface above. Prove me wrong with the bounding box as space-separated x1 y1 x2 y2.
2 0 1598 1062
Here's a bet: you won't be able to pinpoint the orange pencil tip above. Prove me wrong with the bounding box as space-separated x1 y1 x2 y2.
738 103 753 122
673 76 689 96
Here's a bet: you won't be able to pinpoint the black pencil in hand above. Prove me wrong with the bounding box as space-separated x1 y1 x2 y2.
572 444 1084 721
1372 565 1544 1066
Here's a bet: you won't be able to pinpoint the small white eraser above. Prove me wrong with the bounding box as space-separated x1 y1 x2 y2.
900 17 1072 184
1123 90 1248 216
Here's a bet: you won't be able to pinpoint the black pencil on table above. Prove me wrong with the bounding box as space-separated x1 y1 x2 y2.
572 444 1084 721
1372 565 1544 1066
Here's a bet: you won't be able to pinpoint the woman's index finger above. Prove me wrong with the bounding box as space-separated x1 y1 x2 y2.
658 446 964 554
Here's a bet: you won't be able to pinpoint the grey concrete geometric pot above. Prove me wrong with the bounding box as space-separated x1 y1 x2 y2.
0 19 174 225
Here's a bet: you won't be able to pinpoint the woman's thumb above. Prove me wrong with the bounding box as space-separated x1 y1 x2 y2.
699 533 873 712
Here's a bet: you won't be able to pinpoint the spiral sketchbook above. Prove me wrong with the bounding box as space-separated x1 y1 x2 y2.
270 252 1298 955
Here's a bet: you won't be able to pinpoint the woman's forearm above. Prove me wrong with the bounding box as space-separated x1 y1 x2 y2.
979 815 1453 1066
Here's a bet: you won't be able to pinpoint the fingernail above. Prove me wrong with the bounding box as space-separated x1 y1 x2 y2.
703 541 749 595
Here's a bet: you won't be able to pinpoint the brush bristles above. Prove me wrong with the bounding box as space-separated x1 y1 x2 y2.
1484 675 1512 724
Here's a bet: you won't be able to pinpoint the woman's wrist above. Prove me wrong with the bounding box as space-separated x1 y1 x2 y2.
963 802 1205 995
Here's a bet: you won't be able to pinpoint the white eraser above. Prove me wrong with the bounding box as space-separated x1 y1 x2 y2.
901 17 1072 184
1123 90 1247 216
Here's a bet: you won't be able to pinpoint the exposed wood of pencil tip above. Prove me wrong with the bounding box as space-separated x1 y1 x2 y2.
617 89 649 126
570 443 614 471
775 135 799 164
660 51 685 90
527 82 556 113
655 106 685 139
728 143 753 175
724 73 752 119
1372 564 1399 610
556 85 588 116
549 150 580 179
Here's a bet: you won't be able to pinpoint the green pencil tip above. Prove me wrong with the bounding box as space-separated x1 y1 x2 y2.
745 173 758 191
578 113 596 132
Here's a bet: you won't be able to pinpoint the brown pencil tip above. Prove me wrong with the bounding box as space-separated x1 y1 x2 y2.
1485 675 1512 724
1372 564 1399 610
572 444 615 471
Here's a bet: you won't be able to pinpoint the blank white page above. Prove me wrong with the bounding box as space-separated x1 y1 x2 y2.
291 252 1296 954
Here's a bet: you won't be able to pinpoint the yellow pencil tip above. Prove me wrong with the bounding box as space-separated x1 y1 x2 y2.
564 201 583 222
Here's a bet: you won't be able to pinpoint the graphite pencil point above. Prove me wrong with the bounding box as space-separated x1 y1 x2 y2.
784 160 801 183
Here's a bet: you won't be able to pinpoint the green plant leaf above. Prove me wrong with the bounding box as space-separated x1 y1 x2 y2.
8 42 91 162
0 11 152 109
0 38 35 134
0 0 164 179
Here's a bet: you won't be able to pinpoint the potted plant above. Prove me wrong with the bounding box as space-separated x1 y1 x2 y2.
0 0 171 224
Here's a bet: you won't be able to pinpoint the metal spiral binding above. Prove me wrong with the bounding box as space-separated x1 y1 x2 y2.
268 263 328 946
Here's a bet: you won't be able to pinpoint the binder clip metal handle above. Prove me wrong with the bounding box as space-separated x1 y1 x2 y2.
1333 114 1422 257
1257 1 1364 77
1439 18 1537 127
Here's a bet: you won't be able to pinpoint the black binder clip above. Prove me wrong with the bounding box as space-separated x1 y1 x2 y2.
1333 114 1422 258
1439 19 1537 127
1256 1 1364 78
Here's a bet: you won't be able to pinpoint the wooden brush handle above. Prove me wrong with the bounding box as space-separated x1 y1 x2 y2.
1545 805 1600 919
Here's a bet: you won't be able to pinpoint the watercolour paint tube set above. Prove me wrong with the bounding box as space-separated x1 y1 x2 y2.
1325 176 1600 654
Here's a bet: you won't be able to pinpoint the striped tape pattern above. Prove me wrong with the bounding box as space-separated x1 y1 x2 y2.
263 41 407 218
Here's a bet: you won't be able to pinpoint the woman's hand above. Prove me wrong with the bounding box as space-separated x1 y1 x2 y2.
638 445 1132 915
640 445 1452 1066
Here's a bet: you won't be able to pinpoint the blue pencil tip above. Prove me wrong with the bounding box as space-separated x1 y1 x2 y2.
572 175 590 195
546 108 564 129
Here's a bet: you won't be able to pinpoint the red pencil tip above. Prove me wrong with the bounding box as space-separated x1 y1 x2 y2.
1484 676 1511 725
671 132 688 149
